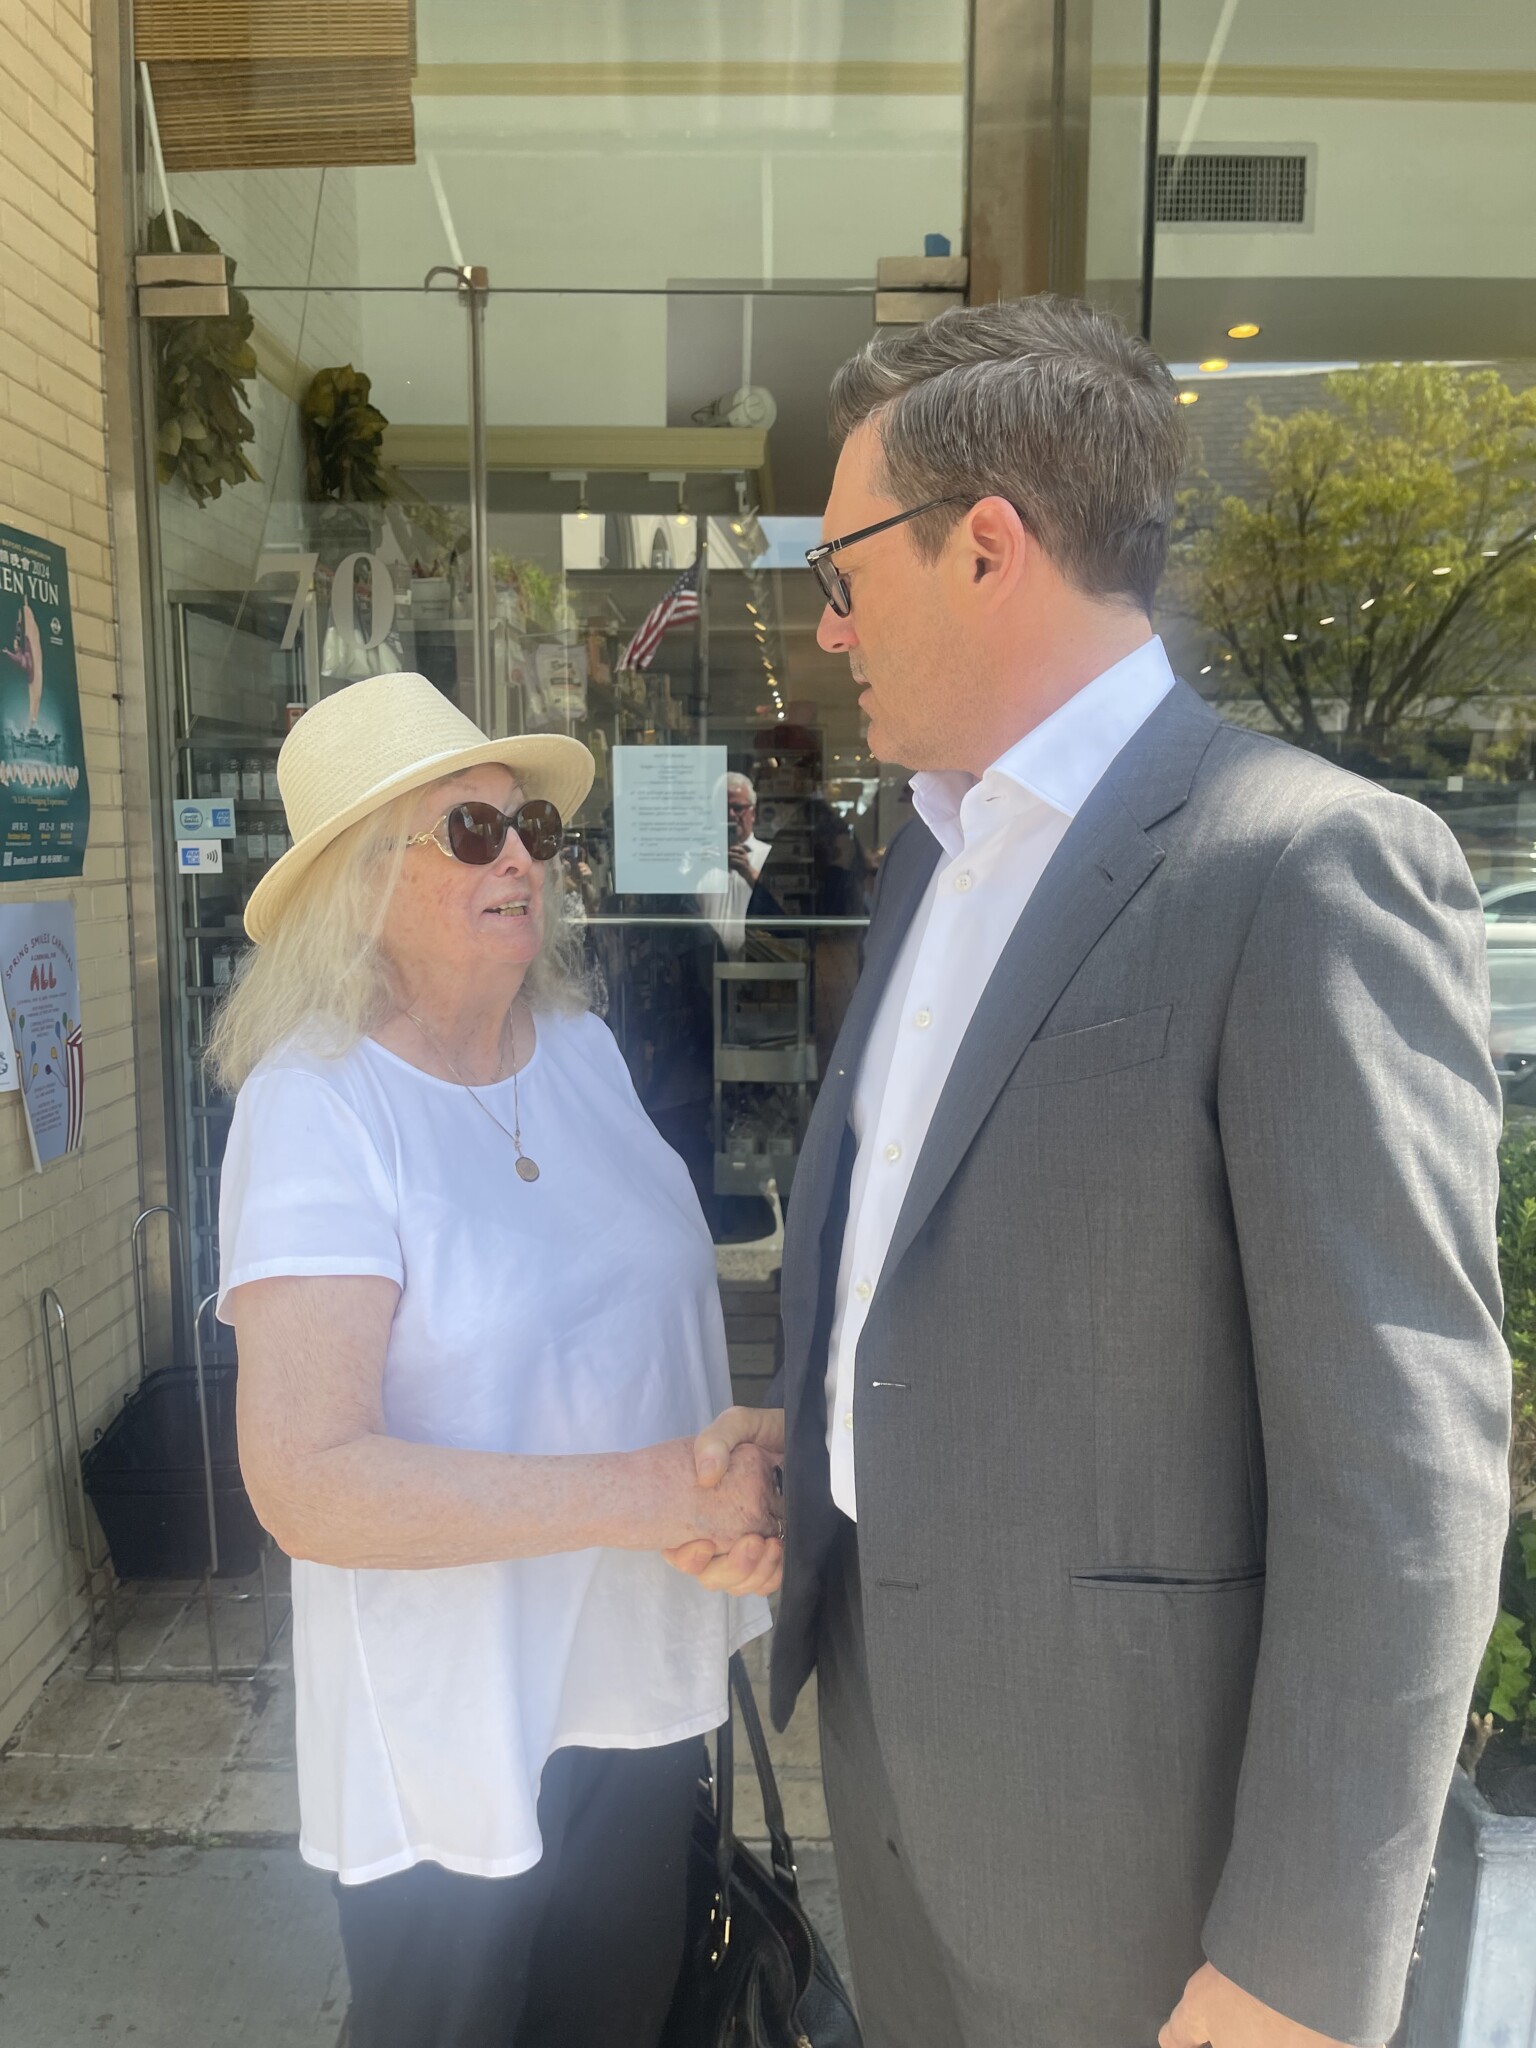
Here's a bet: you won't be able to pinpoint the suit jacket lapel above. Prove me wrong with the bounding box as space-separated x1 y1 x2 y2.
877 681 1221 1288
779 821 939 1372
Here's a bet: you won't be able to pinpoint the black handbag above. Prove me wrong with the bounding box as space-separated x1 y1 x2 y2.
662 1653 862 2048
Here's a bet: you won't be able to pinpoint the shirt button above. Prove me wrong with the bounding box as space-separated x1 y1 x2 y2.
855 1279 873 1302
954 871 973 892
843 1412 854 1431
884 1141 902 1163
914 1008 932 1030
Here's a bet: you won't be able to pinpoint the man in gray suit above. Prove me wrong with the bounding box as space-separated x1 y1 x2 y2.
667 297 1511 2047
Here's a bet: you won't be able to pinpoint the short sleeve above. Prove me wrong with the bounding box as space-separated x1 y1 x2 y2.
216 1066 404 1323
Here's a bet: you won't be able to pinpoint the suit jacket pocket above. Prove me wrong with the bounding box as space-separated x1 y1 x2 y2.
1014 1003 1172 1089
1070 1564 1265 1593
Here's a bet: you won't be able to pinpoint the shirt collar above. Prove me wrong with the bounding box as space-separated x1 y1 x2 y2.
911 636 1177 859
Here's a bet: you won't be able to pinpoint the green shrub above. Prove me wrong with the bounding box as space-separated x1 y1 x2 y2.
1472 1124 1536 1738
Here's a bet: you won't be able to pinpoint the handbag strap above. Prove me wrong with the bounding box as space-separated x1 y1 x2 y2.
715 1651 799 1894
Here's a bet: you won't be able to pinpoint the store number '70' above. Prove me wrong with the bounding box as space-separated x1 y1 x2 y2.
256 552 398 654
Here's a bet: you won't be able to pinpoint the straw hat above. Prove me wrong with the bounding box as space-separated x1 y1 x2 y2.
243 672 594 944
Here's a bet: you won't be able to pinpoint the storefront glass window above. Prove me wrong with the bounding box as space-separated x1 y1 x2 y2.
1142 2 1536 1111
144 261 897 1299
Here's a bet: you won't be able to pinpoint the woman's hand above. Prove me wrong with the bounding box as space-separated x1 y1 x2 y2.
629 1435 781 1554
664 1406 787 1597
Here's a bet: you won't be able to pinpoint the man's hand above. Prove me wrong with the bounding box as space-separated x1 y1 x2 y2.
663 1405 786 1596
727 843 761 883
1161 1964 1378 2048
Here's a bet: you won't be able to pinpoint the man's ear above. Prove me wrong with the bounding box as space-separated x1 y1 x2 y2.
957 495 1030 605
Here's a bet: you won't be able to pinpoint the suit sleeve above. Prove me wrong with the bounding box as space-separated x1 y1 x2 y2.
1204 790 1511 2044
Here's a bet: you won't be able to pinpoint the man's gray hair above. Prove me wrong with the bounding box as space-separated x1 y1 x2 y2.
828 294 1184 613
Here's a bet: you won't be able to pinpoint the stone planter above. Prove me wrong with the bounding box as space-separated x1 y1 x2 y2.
1394 1765 1536 2046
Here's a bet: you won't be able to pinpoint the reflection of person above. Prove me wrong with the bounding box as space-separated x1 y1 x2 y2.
697 771 778 956
674 300 1510 2048
726 771 769 885
208 672 775 2048
3 601 44 728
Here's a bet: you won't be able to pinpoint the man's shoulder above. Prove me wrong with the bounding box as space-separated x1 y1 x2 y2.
1189 718 1455 869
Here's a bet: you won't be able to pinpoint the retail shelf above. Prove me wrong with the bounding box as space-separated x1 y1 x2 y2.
715 1046 818 1085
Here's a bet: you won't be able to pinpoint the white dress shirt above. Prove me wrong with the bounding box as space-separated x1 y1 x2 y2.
824 637 1177 1516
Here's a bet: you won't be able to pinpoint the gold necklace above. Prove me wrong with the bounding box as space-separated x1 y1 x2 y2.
407 1005 541 1183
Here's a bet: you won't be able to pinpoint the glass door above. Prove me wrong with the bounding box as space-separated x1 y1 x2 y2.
145 276 472 1305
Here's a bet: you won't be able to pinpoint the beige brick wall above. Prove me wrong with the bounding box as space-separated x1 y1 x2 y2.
0 0 146 1740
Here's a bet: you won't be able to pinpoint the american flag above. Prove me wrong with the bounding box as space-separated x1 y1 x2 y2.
620 563 700 671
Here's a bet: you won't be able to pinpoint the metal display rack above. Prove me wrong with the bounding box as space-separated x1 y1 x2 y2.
166 589 314 1308
712 960 817 1198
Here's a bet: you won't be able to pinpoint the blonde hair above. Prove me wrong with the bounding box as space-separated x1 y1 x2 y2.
204 780 592 1094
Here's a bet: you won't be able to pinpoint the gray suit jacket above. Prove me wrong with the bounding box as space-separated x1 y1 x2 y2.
769 683 1511 2044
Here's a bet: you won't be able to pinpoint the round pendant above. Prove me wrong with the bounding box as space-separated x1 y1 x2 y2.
515 1155 541 1183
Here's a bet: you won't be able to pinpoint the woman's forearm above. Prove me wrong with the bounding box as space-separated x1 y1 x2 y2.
244 1430 750 1570
231 1275 775 1570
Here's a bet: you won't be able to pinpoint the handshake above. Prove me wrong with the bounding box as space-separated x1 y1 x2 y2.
652 1404 788 1600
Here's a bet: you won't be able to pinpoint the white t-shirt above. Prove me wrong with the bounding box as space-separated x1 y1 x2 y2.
217 1008 770 1885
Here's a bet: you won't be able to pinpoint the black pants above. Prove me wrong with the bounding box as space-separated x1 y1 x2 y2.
335 1738 703 2048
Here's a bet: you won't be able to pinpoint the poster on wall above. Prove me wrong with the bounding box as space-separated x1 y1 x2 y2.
0 524 91 880
612 744 727 894
0 903 83 1168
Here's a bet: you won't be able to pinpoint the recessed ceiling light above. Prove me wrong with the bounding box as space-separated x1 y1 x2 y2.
1482 548 1500 557
1283 631 1299 642
1360 597 1376 610
1318 615 1336 625
1199 357 1229 374
1432 566 1452 576
1200 665 1213 675
1227 322 1261 340
745 602 758 615
1178 392 1200 406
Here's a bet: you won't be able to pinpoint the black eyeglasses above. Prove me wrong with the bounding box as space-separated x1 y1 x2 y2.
405 798 565 866
805 497 970 617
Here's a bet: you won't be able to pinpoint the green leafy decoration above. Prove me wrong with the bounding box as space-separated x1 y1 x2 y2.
149 211 259 507
301 365 392 505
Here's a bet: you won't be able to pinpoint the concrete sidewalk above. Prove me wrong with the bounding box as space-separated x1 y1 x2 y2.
0 1278 848 2040
0 1837 850 2048
0 1576 848 2044
0 1839 348 2047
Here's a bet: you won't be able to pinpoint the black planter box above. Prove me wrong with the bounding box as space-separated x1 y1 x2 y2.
81 1366 263 1580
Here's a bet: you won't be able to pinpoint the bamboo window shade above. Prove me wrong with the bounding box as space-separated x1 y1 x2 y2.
135 0 416 169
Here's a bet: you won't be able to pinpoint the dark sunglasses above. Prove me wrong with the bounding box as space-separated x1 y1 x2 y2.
804 496 970 617
406 798 565 866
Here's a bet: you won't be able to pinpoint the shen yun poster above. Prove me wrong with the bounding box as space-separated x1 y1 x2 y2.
0 524 91 878
0 905 84 1169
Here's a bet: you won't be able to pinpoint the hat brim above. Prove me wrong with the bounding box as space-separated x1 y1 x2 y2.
243 732 595 944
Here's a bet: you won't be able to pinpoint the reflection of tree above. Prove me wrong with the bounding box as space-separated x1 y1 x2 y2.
1168 365 1536 763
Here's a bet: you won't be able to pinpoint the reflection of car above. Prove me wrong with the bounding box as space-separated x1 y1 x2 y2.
1481 884 1536 1104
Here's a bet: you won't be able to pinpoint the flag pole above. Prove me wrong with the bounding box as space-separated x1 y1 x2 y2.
694 510 709 745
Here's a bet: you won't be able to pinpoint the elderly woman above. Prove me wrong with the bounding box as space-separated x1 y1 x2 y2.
209 672 779 2048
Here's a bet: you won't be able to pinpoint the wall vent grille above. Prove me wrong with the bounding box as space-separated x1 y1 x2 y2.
1156 152 1308 226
